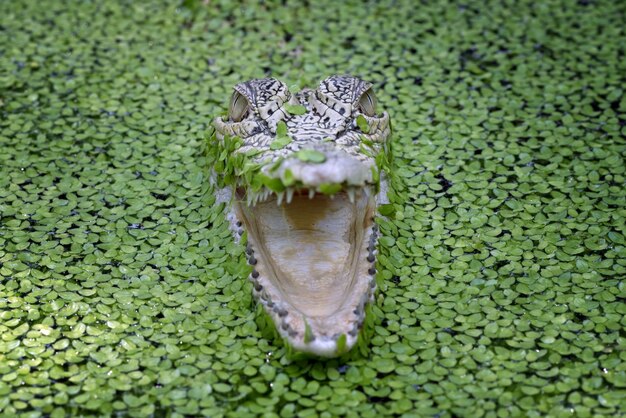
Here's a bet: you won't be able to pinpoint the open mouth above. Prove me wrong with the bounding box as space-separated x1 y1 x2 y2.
235 186 378 356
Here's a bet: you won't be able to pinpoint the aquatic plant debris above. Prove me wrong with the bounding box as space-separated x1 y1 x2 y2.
0 0 625 416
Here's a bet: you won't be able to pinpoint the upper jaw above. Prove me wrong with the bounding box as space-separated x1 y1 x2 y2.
240 150 379 209
267 150 375 187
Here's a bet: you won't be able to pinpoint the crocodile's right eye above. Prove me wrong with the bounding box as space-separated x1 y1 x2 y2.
358 88 377 117
229 91 249 122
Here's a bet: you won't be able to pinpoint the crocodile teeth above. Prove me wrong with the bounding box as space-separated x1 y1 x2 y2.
347 187 356 204
236 188 377 357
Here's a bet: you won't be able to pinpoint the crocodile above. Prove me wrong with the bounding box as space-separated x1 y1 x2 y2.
210 75 391 357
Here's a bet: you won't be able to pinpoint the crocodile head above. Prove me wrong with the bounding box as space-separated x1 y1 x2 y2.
212 75 391 357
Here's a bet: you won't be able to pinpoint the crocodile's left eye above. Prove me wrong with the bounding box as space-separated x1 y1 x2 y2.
229 91 250 122
358 88 377 117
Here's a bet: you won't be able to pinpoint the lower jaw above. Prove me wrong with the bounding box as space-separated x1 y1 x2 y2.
235 188 378 357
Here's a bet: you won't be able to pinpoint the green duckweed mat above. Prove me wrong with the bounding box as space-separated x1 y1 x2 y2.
1 0 625 416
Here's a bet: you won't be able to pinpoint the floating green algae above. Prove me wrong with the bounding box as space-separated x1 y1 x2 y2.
0 0 625 417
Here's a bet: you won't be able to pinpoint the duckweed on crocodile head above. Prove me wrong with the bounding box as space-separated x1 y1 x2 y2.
1 0 625 416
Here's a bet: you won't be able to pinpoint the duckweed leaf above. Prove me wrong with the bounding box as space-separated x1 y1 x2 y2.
336 334 347 356
270 136 292 150
284 104 307 115
281 168 295 186
276 120 288 137
303 320 314 344
356 115 370 133
318 183 342 195
295 149 326 163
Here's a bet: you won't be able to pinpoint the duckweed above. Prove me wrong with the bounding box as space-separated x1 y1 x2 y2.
1 0 625 417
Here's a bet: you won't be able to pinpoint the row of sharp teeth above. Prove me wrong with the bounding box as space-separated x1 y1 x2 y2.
245 184 373 206
350 224 379 337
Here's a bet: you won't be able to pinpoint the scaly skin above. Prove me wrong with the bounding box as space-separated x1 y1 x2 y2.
211 75 391 357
